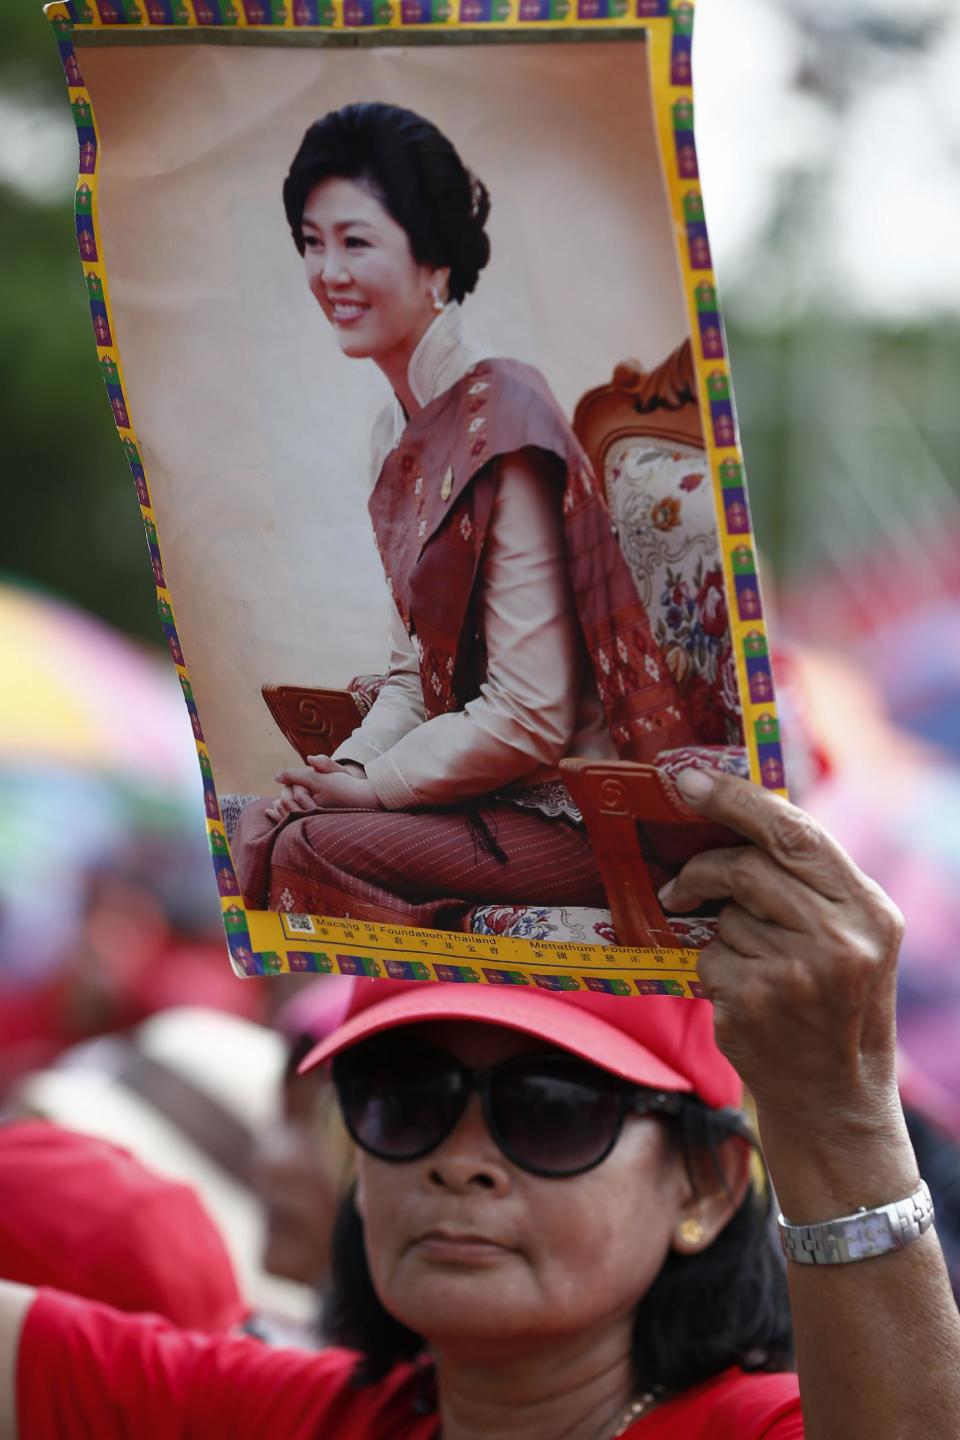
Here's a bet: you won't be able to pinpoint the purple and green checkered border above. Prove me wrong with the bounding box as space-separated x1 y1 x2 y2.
51 0 780 984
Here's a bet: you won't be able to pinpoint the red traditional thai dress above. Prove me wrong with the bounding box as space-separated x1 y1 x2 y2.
233 306 696 927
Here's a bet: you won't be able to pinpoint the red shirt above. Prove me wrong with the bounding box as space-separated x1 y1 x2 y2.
18 1290 803 1438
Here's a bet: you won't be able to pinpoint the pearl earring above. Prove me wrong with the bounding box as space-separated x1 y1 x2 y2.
431 288 444 314
677 1218 704 1247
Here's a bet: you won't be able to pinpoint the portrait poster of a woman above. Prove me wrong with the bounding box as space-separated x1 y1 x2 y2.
68 33 750 955
231 99 729 930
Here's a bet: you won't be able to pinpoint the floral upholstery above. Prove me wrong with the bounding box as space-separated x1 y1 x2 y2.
472 904 719 950
474 442 751 949
604 439 743 746
220 793 259 844
655 745 749 784
347 673 386 718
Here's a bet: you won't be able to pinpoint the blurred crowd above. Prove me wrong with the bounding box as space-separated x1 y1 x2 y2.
0 579 354 1339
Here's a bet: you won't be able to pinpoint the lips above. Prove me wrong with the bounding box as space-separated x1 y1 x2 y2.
328 298 370 324
412 1228 516 1264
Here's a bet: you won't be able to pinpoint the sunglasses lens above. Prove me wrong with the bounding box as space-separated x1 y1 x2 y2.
334 1040 465 1162
489 1058 624 1176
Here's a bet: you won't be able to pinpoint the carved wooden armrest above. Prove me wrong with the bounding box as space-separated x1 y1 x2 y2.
559 757 740 949
261 684 364 764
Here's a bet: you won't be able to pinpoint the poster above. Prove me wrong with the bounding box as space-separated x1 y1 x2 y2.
50 1 782 994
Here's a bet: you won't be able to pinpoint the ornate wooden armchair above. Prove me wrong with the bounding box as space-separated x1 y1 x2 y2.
260 338 746 948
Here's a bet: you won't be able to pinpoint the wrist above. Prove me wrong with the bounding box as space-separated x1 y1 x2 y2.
338 760 367 779
756 1093 918 1224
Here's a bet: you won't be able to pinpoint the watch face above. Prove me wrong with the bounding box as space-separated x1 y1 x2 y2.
844 1213 894 1260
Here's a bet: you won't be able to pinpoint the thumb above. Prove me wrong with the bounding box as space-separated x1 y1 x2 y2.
307 753 339 773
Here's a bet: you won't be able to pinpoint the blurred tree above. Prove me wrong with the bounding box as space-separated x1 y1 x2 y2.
0 180 157 639
2 2 68 101
0 6 157 642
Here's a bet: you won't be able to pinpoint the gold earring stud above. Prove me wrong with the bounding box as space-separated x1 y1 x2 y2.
678 1218 704 1247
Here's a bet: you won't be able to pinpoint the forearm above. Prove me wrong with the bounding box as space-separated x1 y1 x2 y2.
332 611 427 769
364 700 560 809
665 771 960 1439
758 1099 960 1440
0 1280 34 1440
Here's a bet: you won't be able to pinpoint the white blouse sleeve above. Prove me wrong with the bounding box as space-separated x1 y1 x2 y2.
332 607 427 768
363 451 581 810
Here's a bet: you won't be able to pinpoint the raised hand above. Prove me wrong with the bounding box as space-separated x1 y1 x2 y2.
659 765 906 1206
661 768 960 1440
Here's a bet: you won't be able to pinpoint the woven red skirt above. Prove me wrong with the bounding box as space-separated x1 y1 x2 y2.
231 799 606 930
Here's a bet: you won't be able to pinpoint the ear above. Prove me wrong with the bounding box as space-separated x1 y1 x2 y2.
670 1135 752 1256
428 265 452 303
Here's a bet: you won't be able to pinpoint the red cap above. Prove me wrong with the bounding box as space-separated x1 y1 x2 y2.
300 980 741 1110
0 1122 246 1332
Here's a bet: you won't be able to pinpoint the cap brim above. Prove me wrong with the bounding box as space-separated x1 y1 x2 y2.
298 984 694 1094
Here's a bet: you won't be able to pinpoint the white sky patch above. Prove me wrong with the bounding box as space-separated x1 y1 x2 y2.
693 0 960 319
831 75 960 318
0 96 77 202
694 0 821 283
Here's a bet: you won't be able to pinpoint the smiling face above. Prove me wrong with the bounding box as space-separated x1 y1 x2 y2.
353 1020 696 1363
301 176 447 379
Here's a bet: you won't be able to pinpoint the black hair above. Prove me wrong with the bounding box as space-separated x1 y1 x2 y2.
283 102 491 305
283 1030 320 1086
323 1095 794 1399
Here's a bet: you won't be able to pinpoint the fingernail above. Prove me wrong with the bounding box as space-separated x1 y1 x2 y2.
658 879 675 905
676 767 713 801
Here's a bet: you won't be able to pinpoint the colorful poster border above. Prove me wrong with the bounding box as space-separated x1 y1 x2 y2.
47 0 782 992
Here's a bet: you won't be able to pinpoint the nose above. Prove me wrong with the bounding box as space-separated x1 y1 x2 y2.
424 1096 512 1196
318 247 352 289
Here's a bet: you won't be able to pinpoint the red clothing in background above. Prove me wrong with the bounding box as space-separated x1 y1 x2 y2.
19 1290 803 1438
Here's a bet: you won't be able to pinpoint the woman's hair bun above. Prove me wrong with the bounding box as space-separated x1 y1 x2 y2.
284 103 491 304
451 169 490 299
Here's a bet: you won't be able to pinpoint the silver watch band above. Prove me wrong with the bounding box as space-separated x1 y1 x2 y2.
778 1179 934 1265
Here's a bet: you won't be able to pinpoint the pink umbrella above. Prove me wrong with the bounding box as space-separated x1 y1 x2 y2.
0 581 197 787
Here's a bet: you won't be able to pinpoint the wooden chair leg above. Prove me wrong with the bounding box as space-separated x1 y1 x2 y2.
560 758 736 949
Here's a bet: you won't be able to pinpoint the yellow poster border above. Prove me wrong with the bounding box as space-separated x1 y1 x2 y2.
46 0 782 995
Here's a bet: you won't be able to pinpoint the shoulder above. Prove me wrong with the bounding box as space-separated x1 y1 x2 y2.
636 1369 802 1439
19 1291 428 1440
446 359 581 480
466 358 560 410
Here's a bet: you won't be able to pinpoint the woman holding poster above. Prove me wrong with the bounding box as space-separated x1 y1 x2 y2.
233 101 705 929
4 770 959 1438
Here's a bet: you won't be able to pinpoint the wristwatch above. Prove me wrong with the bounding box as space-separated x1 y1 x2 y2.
778 1180 934 1265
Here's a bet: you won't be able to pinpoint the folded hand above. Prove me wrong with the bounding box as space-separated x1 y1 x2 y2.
264 753 380 823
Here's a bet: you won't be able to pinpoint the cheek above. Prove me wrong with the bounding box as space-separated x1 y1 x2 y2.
517 1129 687 1326
362 253 428 316
353 1155 401 1278
526 1178 674 1321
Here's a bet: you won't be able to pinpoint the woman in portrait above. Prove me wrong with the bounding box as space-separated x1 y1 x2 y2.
232 102 703 928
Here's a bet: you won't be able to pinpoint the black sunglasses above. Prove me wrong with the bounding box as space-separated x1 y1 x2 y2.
332 1035 682 1179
